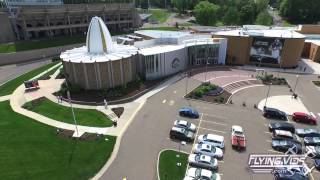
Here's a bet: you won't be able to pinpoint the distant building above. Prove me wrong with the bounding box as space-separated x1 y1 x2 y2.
0 2 141 43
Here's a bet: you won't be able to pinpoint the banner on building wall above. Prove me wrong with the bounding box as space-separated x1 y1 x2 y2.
250 37 285 64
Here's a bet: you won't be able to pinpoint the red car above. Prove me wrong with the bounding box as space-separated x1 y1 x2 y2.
292 112 317 125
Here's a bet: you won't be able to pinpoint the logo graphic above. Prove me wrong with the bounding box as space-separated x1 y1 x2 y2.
248 145 313 175
171 58 180 69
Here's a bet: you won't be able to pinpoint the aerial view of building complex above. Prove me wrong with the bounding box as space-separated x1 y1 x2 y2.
1 0 320 180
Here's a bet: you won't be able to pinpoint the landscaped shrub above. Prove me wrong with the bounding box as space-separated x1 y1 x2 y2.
22 101 34 110
52 56 61 62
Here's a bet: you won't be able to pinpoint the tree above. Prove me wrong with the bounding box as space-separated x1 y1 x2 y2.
256 0 269 12
280 0 320 23
238 0 257 24
255 10 273 25
223 7 239 25
194 1 220 26
171 0 191 14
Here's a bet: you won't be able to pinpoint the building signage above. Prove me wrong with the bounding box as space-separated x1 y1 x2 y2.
172 58 180 69
250 37 285 64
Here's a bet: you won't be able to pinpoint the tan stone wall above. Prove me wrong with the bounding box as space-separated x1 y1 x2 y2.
281 38 305 67
111 60 122 87
297 25 320 34
99 61 111 89
85 63 98 89
309 43 320 63
214 35 252 65
73 63 86 88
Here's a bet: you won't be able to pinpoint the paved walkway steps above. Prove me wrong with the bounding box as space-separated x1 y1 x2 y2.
223 79 262 93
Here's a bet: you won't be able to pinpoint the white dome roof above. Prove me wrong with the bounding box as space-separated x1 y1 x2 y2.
86 16 114 54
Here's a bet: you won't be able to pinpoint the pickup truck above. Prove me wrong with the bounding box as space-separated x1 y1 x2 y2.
231 125 246 150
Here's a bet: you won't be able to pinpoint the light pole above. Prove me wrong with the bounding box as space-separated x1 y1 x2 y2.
264 83 271 109
67 89 79 137
293 75 300 94
185 71 189 96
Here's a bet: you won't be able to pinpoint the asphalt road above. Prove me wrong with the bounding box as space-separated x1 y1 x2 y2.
0 59 51 85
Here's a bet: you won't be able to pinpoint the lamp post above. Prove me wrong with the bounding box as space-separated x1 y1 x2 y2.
264 83 271 109
67 91 79 137
293 75 300 94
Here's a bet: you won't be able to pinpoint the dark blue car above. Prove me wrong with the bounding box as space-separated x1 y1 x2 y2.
179 107 199 119
315 159 320 170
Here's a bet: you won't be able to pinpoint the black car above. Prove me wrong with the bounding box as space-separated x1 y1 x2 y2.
264 107 287 120
304 137 320 146
315 159 320 170
272 139 302 154
296 128 320 137
274 168 309 180
169 126 195 143
269 122 295 134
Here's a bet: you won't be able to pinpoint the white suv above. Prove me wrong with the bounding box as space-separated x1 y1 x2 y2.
198 134 225 149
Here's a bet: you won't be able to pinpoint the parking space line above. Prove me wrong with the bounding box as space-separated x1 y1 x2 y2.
263 123 268 127
201 120 227 126
173 90 177 94
266 140 272 143
265 131 272 134
310 112 316 118
218 173 223 176
169 100 175 106
162 99 166 104
268 149 282 154
198 127 226 134
318 113 320 118
218 161 224 163
202 113 228 120
185 113 204 176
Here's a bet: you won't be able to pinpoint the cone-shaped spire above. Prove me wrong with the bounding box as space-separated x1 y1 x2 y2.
86 16 114 54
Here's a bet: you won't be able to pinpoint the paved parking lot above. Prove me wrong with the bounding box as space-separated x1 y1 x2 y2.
101 70 320 180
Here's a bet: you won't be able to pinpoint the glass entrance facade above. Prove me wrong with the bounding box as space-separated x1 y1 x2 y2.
188 44 220 66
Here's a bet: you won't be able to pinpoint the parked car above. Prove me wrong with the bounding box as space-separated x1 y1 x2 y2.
198 134 225 149
304 137 320 146
296 128 320 137
314 159 320 170
306 146 320 158
231 125 246 150
169 126 195 143
188 154 218 171
272 130 301 144
193 143 223 159
269 122 295 134
272 139 302 154
274 167 309 180
292 112 317 125
185 168 221 180
174 120 197 132
264 107 287 120
179 107 199 118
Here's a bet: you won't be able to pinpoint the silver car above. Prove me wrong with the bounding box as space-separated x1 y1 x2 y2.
188 154 218 171
193 143 223 159
185 168 221 180
174 120 197 132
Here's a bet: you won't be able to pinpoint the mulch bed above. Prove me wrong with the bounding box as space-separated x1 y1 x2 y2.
56 129 105 141
111 107 124 118
60 78 166 103
186 88 231 104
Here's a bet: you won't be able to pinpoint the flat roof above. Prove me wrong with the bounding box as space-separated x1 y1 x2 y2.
215 29 305 39
139 44 185 56
135 30 191 39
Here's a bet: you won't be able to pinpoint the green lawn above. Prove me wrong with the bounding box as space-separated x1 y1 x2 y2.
158 150 188 180
0 36 86 53
149 9 172 23
0 61 60 96
24 98 113 127
0 101 116 180
313 81 320 87
38 65 62 80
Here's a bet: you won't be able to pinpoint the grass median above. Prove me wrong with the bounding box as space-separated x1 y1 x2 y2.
23 97 113 127
158 149 188 180
0 61 60 96
0 101 116 180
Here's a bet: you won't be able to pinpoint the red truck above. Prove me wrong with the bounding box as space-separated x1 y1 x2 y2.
231 125 246 150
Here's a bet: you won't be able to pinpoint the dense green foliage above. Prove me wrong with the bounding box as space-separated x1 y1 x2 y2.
279 0 320 24
0 61 60 96
192 0 272 26
0 100 116 180
148 9 172 23
256 10 273 26
195 83 218 98
23 98 114 127
194 1 220 26
158 150 188 180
